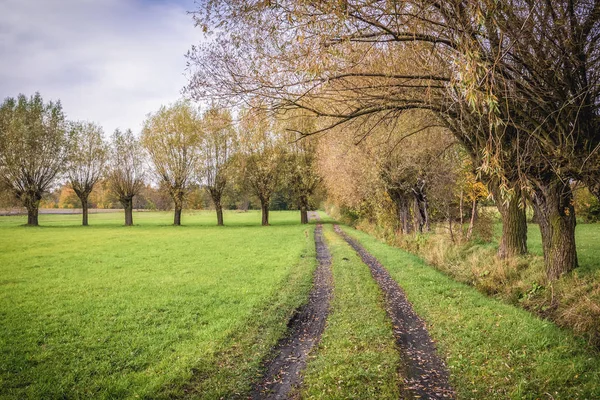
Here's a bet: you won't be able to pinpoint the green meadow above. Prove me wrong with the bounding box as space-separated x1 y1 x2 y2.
0 211 315 399
2 210 600 399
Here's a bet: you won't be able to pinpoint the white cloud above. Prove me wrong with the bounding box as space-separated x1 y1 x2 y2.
0 0 201 135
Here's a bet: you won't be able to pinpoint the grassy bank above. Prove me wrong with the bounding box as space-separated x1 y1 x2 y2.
355 216 600 347
340 225 600 399
0 211 314 399
301 225 401 399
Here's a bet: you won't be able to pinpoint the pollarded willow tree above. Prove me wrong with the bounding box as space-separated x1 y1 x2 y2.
142 101 202 226
67 121 109 226
239 108 285 226
280 111 322 224
187 0 600 280
317 109 457 234
200 106 236 226
108 129 145 226
464 1 600 279
0 93 70 226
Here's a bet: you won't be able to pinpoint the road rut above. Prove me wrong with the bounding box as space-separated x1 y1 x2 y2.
251 224 333 399
335 225 454 399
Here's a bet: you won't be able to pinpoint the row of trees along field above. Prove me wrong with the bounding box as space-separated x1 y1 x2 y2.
0 94 323 227
186 1 600 282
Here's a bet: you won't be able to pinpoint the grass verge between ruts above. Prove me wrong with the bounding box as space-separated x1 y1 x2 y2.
300 225 401 399
340 225 600 399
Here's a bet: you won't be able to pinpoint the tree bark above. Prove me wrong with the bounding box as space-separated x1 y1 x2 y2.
26 204 39 226
491 183 528 258
389 191 412 234
412 179 428 233
533 181 578 280
209 191 224 226
216 202 224 226
121 197 134 226
171 191 185 226
24 194 41 226
301 207 308 224
174 206 182 226
74 190 90 226
300 197 309 224
399 198 412 234
82 197 89 226
261 200 270 226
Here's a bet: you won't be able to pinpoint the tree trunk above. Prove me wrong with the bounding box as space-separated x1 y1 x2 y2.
82 197 89 226
261 200 270 226
26 203 39 226
424 197 430 232
208 188 225 226
216 203 224 226
174 206 182 226
300 197 309 224
301 207 308 224
533 181 578 280
491 183 528 258
121 197 134 226
74 190 91 226
172 191 184 226
391 194 411 234
412 199 419 234
388 188 413 234
412 178 428 233
24 194 40 226
399 199 412 234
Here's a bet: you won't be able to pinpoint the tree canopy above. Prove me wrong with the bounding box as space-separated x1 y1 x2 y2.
0 93 70 226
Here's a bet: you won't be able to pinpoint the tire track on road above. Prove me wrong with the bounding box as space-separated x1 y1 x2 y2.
251 224 333 399
335 225 454 399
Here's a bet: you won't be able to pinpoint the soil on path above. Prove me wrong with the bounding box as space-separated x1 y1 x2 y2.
334 225 454 399
251 223 333 399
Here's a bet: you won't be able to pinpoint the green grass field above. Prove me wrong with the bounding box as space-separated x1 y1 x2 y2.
0 210 315 399
2 210 600 399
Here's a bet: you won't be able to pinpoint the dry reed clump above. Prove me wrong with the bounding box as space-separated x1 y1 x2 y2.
553 277 600 346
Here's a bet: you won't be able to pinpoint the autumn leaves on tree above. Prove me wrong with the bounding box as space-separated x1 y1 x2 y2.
0 92 323 228
186 0 600 280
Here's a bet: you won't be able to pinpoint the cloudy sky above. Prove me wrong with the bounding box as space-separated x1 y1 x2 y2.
0 0 201 135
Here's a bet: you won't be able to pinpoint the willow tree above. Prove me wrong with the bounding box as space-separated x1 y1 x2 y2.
316 109 455 234
142 101 202 225
454 1 600 278
108 129 145 226
187 0 600 279
0 93 69 226
185 0 529 255
200 107 235 226
280 112 321 224
239 108 285 226
67 121 108 226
